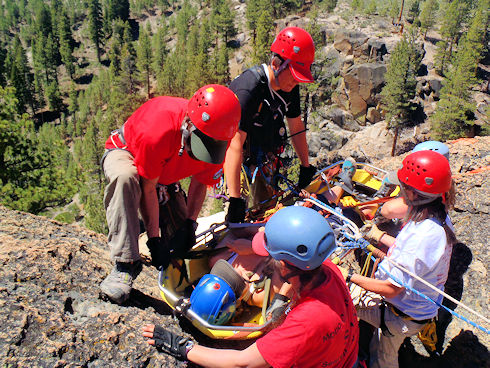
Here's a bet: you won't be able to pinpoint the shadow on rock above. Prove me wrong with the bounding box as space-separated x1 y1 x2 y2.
399 330 489 368
126 289 174 316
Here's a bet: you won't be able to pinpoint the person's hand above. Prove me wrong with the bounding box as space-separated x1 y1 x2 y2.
146 237 170 270
142 324 194 361
226 238 254 255
169 219 198 259
360 223 386 243
298 165 317 189
227 197 246 223
266 294 290 322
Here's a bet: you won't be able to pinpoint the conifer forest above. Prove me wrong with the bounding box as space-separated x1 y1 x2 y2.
0 0 488 232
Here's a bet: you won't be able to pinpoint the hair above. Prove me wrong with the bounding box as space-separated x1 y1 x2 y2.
404 194 457 245
273 260 326 293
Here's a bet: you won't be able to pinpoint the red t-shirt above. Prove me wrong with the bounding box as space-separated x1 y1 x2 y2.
256 260 358 368
105 96 223 185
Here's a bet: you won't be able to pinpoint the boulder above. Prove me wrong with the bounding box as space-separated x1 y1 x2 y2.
428 78 444 99
343 63 387 117
333 30 368 56
366 107 382 123
367 38 388 61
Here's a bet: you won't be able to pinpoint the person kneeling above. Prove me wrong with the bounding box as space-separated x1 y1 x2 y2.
142 206 359 368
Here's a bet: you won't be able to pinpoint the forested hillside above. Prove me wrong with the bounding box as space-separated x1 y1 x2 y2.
0 0 488 231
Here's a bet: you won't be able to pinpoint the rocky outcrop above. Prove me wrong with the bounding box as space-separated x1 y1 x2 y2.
1 137 489 367
342 63 386 118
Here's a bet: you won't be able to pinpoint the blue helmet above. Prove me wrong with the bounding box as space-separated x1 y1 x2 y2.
189 274 237 325
254 206 336 270
413 141 449 160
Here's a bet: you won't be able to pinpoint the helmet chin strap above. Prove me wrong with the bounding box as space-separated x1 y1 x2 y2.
178 117 194 156
272 57 291 83
400 184 440 207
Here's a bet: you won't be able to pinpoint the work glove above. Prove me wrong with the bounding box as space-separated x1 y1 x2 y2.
266 293 290 323
298 165 317 189
147 237 170 270
227 197 246 223
360 223 386 244
169 219 198 259
151 325 194 361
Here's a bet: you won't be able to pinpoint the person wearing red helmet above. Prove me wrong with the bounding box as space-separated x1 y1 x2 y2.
224 26 317 223
100 85 241 304
343 150 456 368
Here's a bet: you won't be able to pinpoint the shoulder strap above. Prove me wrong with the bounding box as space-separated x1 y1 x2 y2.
248 64 267 84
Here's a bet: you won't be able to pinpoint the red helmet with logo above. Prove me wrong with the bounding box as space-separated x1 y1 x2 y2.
270 27 315 83
186 84 241 164
397 150 452 197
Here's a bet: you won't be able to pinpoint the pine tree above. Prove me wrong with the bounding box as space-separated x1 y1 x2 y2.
137 24 153 99
381 32 422 155
419 0 438 38
214 44 230 85
5 36 35 114
253 4 274 65
106 0 130 23
46 80 63 112
152 24 169 77
216 0 236 44
0 86 74 213
88 0 104 62
57 7 76 79
434 0 468 74
246 0 260 42
407 0 421 22
431 0 488 139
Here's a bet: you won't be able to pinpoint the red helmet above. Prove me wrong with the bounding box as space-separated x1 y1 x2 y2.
188 84 241 140
397 150 452 196
187 84 241 164
270 27 315 83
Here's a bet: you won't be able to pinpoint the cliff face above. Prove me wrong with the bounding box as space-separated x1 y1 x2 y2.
0 137 489 367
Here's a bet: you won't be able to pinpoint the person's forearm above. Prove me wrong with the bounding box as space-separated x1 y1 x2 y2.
187 178 207 220
350 273 403 299
380 197 408 220
140 177 160 238
287 117 309 167
224 130 247 198
378 233 396 248
187 344 268 368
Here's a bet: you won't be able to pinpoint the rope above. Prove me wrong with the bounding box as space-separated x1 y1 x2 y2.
357 241 490 326
363 249 490 335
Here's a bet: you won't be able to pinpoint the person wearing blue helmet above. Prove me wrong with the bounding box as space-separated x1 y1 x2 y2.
142 206 359 367
189 274 237 325
412 140 450 159
377 141 452 222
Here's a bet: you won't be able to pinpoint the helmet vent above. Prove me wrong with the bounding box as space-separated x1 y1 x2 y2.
293 46 300 53
425 177 434 185
296 244 308 255
202 112 210 122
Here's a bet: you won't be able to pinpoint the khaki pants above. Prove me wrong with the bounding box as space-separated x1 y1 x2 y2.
351 285 424 368
102 149 142 263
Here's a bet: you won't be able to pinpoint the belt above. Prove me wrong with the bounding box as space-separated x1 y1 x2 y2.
390 305 432 324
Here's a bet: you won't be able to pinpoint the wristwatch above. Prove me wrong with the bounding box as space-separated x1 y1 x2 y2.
346 269 354 283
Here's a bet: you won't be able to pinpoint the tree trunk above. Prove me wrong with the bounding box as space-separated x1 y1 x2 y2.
391 126 399 156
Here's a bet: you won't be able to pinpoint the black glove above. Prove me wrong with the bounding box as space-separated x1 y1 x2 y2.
147 237 171 270
227 197 246 223
152 325 194 360
298 165 316 189
266 293 290 322
169 219 197 259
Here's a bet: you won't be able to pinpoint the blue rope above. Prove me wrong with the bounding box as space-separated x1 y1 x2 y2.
354 246 490 335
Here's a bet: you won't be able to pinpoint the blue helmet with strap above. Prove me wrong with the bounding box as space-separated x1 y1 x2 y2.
413 141 449 160
257 206 336 270
189 274 237 325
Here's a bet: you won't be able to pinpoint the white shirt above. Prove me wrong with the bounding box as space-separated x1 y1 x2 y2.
375 218 453 319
